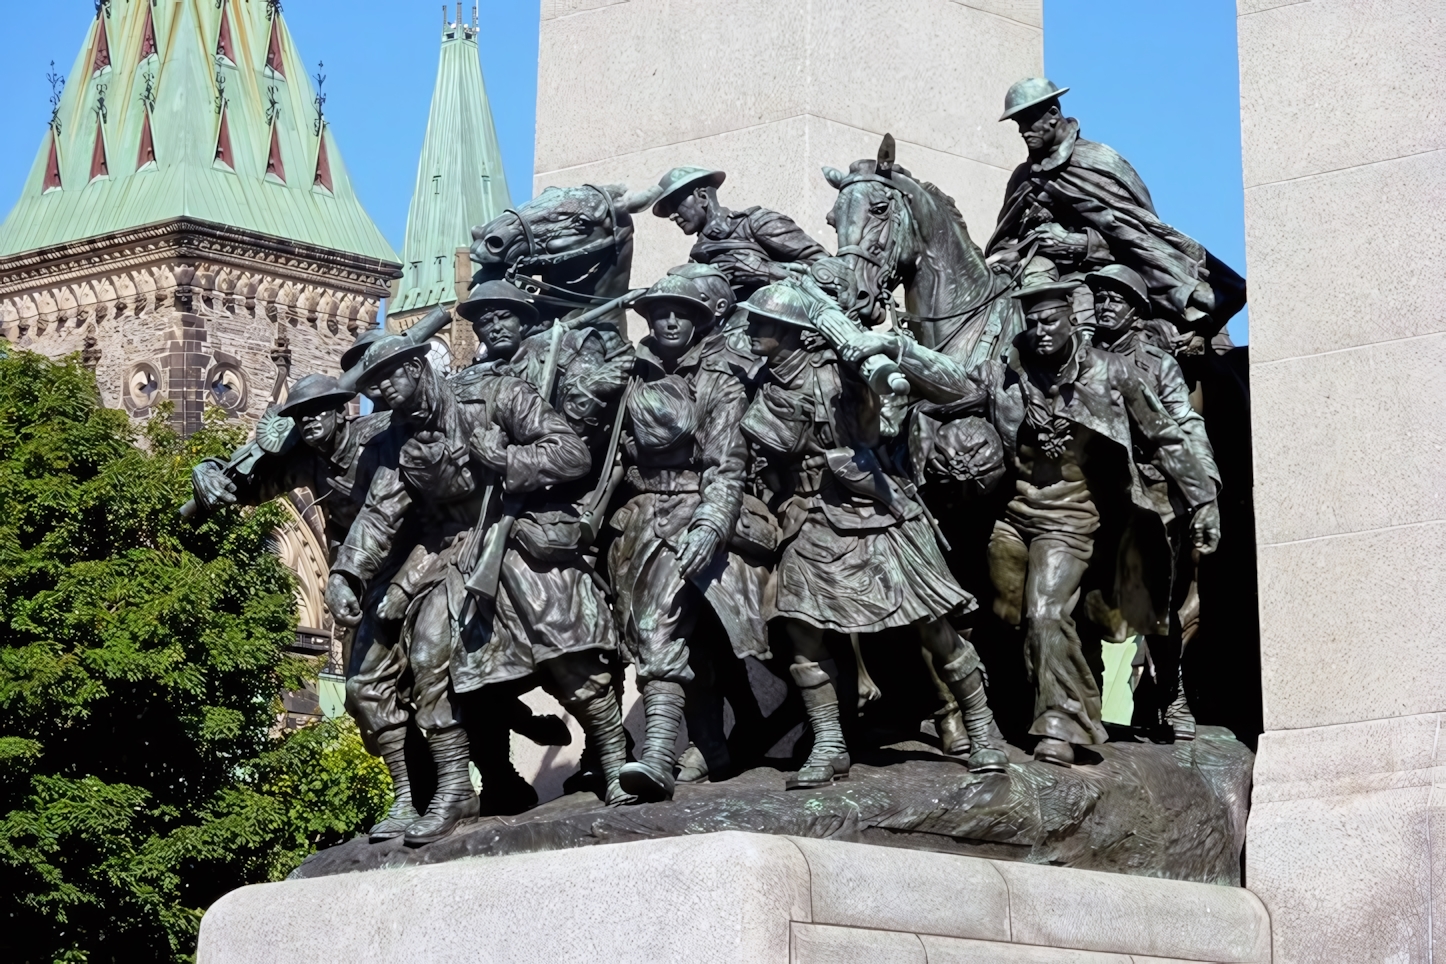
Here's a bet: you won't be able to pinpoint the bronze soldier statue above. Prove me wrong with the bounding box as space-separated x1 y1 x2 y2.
860 280 1217 765
987 78 1245 343
324 334 591 843
449 280 635 806
608 273 769 802
1085 265 1220 740
740 283 1010 786
190 373 384 548
652 167 828 298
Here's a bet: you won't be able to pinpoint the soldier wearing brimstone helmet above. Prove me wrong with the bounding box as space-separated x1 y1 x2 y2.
325 331 592 843
653 166 828 299
876 277 1219 766
987 77 1246 341
452 275 637 812
1085 263 1221 744
607 270 767 803
737 282 1010 789
190 371 394 561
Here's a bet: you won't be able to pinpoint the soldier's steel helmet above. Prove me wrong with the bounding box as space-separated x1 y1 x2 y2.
354 334 432 388
277 373 356 419
740 283 816 330
999 77 1069 121
668 263 736 315
652 166 726 217
340 327 388 371
456 279 540 325
632 274 716 320
1085 264 1150 313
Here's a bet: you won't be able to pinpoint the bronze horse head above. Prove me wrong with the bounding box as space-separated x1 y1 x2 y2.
469 183 661 313
824 135 1018 366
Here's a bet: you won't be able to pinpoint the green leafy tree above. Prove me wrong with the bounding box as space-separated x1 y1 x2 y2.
0 351 389 963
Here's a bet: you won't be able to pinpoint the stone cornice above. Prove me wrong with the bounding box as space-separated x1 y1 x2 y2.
0 218 403 299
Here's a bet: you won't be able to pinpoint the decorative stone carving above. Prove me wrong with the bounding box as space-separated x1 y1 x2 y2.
0 218 396 432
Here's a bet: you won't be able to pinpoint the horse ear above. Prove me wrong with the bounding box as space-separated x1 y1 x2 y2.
822 166 846 190
619 184 664 213
877 133 896 176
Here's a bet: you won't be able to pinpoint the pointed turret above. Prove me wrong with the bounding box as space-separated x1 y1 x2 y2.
0 0 397 264
0 0 401 437
388 4 512 353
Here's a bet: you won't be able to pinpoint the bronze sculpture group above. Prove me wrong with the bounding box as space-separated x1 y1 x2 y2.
189 79 1245 846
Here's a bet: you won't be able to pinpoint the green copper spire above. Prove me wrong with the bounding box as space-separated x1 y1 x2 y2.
0 0 398 264
390 6 512 318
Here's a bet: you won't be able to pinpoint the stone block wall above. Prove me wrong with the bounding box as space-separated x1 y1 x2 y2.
1238 0 1446 959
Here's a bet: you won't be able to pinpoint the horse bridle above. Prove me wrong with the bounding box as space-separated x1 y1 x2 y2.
833 171 909 313
835 170 1025 328
503 184 631 309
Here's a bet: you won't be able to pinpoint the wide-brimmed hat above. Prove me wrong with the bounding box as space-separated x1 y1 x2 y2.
455 279 540 325
277 373 356 418
1000 77 1069 121
632 274 715 320
1085 264 1150 313
1010 279 1079 309
739 283 816 330
354 334 432 388
652 166 726 217
340 327 387 371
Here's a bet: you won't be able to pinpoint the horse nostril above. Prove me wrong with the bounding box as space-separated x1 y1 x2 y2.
485 235 506 253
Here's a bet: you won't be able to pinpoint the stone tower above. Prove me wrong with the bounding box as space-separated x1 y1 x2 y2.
0 0 401 434
0 0 403 724
386 3 512 368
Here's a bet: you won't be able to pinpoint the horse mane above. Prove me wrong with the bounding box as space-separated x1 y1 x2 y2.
895 169 969 236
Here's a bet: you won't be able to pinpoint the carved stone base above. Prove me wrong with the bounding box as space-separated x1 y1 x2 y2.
201 830 1270 964
295 725 1252 886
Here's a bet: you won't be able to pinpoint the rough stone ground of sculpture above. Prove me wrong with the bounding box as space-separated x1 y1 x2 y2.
294 726 1250 886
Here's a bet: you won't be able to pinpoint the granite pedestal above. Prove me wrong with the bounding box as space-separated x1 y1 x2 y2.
198 832 1270 963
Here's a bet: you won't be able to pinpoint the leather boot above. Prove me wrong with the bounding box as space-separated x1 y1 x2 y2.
950 669 1009 773
618 680 684 802
562 688 633 805
675 744 709 784
404 727 480 846
682 682 732 783
1029 707 1092 767
368 727 421 842
786 661 850 790
936 705 971 757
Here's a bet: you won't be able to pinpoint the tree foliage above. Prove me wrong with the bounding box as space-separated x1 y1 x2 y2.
0 351 389 963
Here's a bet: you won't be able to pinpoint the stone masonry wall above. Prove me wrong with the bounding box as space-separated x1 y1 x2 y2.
1238 1 1446 960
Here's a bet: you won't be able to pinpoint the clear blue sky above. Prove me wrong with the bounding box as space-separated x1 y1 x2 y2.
0 1 1246 343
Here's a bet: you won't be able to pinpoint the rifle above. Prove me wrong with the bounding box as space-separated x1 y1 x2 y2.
464 288 646 601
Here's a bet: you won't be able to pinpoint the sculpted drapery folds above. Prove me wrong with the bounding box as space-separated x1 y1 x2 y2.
452 279 635 807
987 78 1246 341
741 282 1009 786
325 335 590 843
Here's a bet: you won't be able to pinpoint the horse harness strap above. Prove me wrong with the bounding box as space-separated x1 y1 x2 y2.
504 184 632 302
